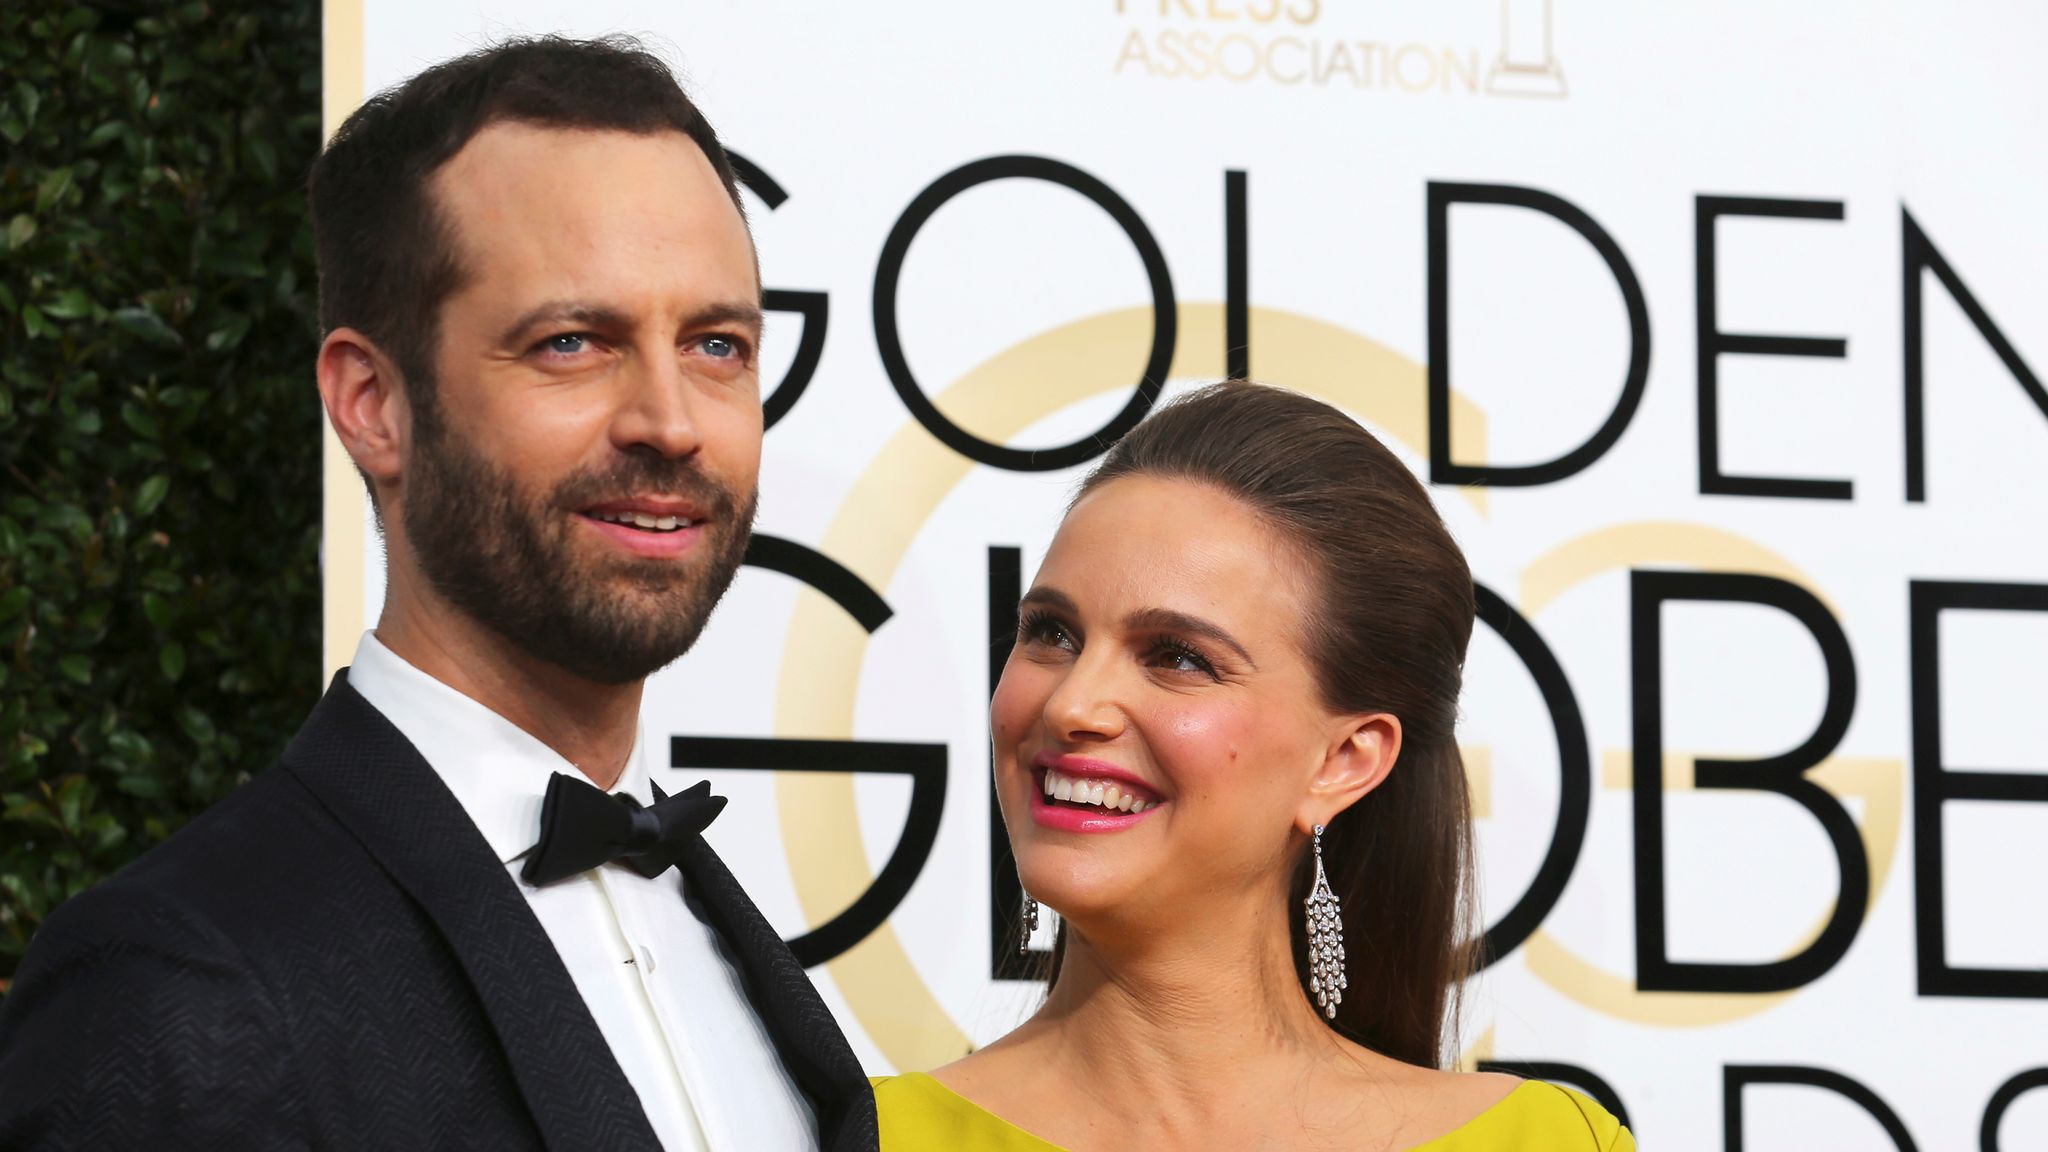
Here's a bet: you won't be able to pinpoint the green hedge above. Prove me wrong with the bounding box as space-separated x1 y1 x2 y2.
0 1 322 980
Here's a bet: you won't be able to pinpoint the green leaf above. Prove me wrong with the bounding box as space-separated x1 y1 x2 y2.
0 586 30 624
7 215 36 250
246 136 278 184
35 168 74 212
159 641 185 682
22 306 54 339
135 474 170 516
106 729 153 764
177 706 216 747
55 776 91 832
2 796 60 832
83 120 125 149
111 306 183 349
41 288 93 320
59 654 93 685
115 774 166 800
142 592 172 629
204 311 251 351
121 401 160 440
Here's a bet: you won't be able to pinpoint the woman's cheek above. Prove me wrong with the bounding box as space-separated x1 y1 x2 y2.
1149 698 1257 788
989 658 1050 750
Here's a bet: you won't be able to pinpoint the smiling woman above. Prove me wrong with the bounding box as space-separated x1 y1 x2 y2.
873 382 1632 1151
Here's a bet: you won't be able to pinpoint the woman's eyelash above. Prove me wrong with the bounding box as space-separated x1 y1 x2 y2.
1016 609 1070 644
1150 637 1217 675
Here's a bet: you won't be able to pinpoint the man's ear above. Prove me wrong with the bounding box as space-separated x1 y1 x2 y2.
1298 712 1402 833
317 328 408 490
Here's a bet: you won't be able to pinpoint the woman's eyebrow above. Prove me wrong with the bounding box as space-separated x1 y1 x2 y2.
1124 607 1257 670
1018 586 1078 615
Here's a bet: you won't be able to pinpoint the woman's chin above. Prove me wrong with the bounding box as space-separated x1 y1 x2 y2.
1018 865 1147 927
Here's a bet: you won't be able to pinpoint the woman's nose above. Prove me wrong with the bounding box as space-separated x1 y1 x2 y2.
1042 652 1126 744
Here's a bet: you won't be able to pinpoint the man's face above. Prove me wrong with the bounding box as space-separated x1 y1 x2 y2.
399 122 763 684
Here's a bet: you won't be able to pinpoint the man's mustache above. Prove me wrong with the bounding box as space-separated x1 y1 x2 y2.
551 457 742 521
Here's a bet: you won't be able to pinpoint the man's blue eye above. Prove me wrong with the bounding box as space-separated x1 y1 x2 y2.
544 334 587 355
702 336 737 358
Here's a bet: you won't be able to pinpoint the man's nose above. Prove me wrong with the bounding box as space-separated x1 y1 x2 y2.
609 348 704 459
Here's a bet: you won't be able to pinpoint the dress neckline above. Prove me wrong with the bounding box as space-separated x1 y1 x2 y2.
895 1070 1542 1150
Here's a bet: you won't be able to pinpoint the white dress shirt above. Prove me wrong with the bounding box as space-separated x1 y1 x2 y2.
346 633 816 1152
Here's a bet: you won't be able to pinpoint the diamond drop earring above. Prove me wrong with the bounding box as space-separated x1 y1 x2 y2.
1305 824 1346 1019
1019 893 1040 956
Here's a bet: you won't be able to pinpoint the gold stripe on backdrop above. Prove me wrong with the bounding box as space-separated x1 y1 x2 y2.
320 0 368 680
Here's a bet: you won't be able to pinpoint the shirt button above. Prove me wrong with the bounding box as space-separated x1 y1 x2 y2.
638 945 657 973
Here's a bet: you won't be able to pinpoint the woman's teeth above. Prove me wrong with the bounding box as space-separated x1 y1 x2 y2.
1042 769 1157 813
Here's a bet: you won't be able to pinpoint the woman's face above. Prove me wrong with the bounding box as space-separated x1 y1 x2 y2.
993 474 1380 929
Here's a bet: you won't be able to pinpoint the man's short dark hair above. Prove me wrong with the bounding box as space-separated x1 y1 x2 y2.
308 35 746 411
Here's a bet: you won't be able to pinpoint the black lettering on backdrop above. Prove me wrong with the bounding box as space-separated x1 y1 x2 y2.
1631 571 1866 993
1982 1068 2048 1152
987 545 1041 979
873 155 1178 471
1226 169 1250 381
1426 182 1652 487
1908 580 2048 998
1902 208 2048 502
1472 585 1592 968
1477 1060 1630 1130
1724 1066 1918 1151
727 151 827 431
1695 196 1852 500
672 536 945 969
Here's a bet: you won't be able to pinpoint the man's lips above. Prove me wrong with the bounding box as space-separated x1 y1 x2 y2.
580 495 709 522
573 502 709 558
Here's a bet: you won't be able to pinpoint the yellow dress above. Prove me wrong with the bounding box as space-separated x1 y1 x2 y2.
872 1073 1635 1151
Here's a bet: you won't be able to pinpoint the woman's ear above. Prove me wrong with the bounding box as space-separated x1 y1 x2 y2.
1299 712 1401 833
317 327 408 490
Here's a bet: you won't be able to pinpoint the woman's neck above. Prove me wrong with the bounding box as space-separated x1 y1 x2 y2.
1001 895 1391 1142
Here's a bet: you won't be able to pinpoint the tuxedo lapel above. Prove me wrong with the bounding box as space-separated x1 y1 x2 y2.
674 835 879 1152
281 674 660 1152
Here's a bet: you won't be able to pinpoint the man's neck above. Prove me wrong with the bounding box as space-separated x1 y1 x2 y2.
373 586 642 790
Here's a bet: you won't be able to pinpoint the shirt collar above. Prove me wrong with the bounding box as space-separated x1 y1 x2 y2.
345 631 650 866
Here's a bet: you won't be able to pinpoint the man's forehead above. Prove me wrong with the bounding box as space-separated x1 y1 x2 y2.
433 121 727 219
428 121 755 294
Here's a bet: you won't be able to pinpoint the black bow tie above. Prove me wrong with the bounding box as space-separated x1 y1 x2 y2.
520 772 727 887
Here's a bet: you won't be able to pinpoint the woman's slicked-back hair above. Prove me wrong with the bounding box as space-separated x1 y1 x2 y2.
1072 380 1480 1067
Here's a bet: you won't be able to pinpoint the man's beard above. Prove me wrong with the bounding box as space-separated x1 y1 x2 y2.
401 423 755 686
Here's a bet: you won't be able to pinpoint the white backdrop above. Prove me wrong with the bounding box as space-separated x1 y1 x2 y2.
325 3 2048 1147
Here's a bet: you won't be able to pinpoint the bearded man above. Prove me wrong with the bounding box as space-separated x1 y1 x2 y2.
0 36 876 1152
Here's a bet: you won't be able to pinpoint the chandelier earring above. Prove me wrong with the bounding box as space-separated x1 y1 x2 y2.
1305 823 1347 1019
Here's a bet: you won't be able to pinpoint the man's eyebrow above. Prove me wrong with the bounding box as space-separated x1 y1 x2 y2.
496 300 766 347
498 301 631 347
1124 607 1257 669
686 301 765 337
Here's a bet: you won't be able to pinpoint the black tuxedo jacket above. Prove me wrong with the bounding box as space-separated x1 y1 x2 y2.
0 675 878 1151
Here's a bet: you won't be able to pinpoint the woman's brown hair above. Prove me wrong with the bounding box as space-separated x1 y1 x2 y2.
1042 380 1479 1068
